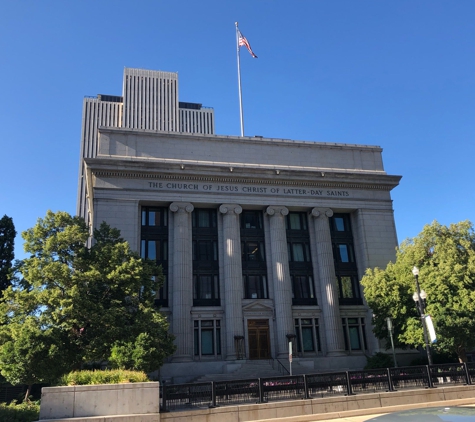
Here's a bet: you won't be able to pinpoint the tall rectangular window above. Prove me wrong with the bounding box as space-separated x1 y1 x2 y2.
295 318 321 354
287 212 316 306
194 320 221 358
141 207 168 307
241 210 267 299
330 214 362 306
342 317 367 352
193 209 219 307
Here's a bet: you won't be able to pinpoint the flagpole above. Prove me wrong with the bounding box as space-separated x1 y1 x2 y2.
235 22 245 137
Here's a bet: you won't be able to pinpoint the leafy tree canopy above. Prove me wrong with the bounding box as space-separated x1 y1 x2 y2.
0 215 16 292
361 220 475 362
0 211 175 397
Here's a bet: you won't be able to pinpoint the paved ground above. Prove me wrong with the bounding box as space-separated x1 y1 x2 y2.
259 400 475 422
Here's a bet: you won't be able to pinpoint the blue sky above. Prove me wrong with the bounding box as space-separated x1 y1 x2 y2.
1 1 474 261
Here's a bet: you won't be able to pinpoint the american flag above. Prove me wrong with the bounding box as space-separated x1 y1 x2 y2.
238 29 258 58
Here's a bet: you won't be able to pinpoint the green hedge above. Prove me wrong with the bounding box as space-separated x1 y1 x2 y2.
60 369 149 386
0 401 40 422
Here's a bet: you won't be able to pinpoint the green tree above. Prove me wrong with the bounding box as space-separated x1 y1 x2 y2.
0 215 16 292
0 211 175 399
361 220 475 362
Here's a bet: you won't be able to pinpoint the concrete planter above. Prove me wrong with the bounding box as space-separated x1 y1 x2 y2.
39 381 159 421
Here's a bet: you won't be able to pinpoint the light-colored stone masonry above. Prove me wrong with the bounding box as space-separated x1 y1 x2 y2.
83 128 403 380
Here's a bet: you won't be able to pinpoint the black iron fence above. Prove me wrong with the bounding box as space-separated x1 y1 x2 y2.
161 362 475 412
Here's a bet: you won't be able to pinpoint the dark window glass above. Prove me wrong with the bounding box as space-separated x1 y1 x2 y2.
241 210 263 230
335 244 355 263
141 207 168 227
286 212 307 231
288 242 310 262
244 275 268 299
193 209 217 228
342 317 366 351
194 320 221 357
336 275 362 305
294 318 320 353
193 240 218 261
242 241 265 262
292 275 314 299
193 275 220 306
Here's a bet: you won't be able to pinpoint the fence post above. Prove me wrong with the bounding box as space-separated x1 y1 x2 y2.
258 378 264 403
161 383 167 413
386 368 395 392
345 371 353 396
210 381 216 408
303 374 310 399
426 365 434 388
463 363 472 385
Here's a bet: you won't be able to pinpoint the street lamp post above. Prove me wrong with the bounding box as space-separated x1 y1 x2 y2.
412 266 433 365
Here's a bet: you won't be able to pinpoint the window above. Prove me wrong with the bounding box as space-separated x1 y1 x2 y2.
336 275 361 305
141 207 168 307
241 210 263 230
286 212 315 306
142 207 168 228
193 209 219 307
244 274 268 299
329 214 361 306
288 242 311 262
286 212 308 231
295 318 321 353
242 240 265 262
193 209 217 228
193 275 220 306
241 210 267 300
193 240 218 261
194 320 221 357
152 274 168 307
333 243 355 263
342 317 367 351
141 239 168 261
291 275 316 305
330 214 350 233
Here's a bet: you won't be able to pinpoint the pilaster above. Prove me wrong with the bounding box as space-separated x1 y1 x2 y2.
311 208 346 356
170 202 194 362
266 206 294 358
219 204 244 360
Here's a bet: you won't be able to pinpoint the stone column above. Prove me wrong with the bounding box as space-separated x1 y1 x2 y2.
266 206 294 358
170 202 194 362
311 208 346 356
219 204 244 360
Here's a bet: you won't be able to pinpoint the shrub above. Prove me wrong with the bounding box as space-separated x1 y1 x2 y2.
60 369 149 386
0 400 40 422
364 352 395 369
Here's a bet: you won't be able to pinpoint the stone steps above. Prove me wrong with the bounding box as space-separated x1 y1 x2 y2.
194 359 310 383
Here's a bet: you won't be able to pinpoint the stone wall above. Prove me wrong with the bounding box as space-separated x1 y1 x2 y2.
39 382 159 421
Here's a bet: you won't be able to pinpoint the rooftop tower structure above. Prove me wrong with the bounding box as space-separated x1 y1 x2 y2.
77 68 214 222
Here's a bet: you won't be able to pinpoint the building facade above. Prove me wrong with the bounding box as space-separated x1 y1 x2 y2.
78 68 401 382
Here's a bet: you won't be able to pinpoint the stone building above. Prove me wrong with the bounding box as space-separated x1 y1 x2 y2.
78 68 401 382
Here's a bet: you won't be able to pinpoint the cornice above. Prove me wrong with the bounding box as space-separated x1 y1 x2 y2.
90 169 400 191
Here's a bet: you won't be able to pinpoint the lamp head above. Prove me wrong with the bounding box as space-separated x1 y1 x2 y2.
420 290 427 300
412 292 419 302
412 266 419 276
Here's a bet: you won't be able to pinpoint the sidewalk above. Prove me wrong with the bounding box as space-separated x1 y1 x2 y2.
256 398 475 422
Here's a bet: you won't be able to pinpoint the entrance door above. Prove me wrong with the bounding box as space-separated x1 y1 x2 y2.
248 319 271 359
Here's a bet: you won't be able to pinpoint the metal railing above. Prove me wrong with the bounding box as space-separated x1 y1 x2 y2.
160 362 475 412
272 358 290 376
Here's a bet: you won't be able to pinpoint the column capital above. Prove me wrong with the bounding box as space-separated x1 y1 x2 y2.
170 202 194 214
311 207 333 218
219 204 242 215
266 205 289 217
